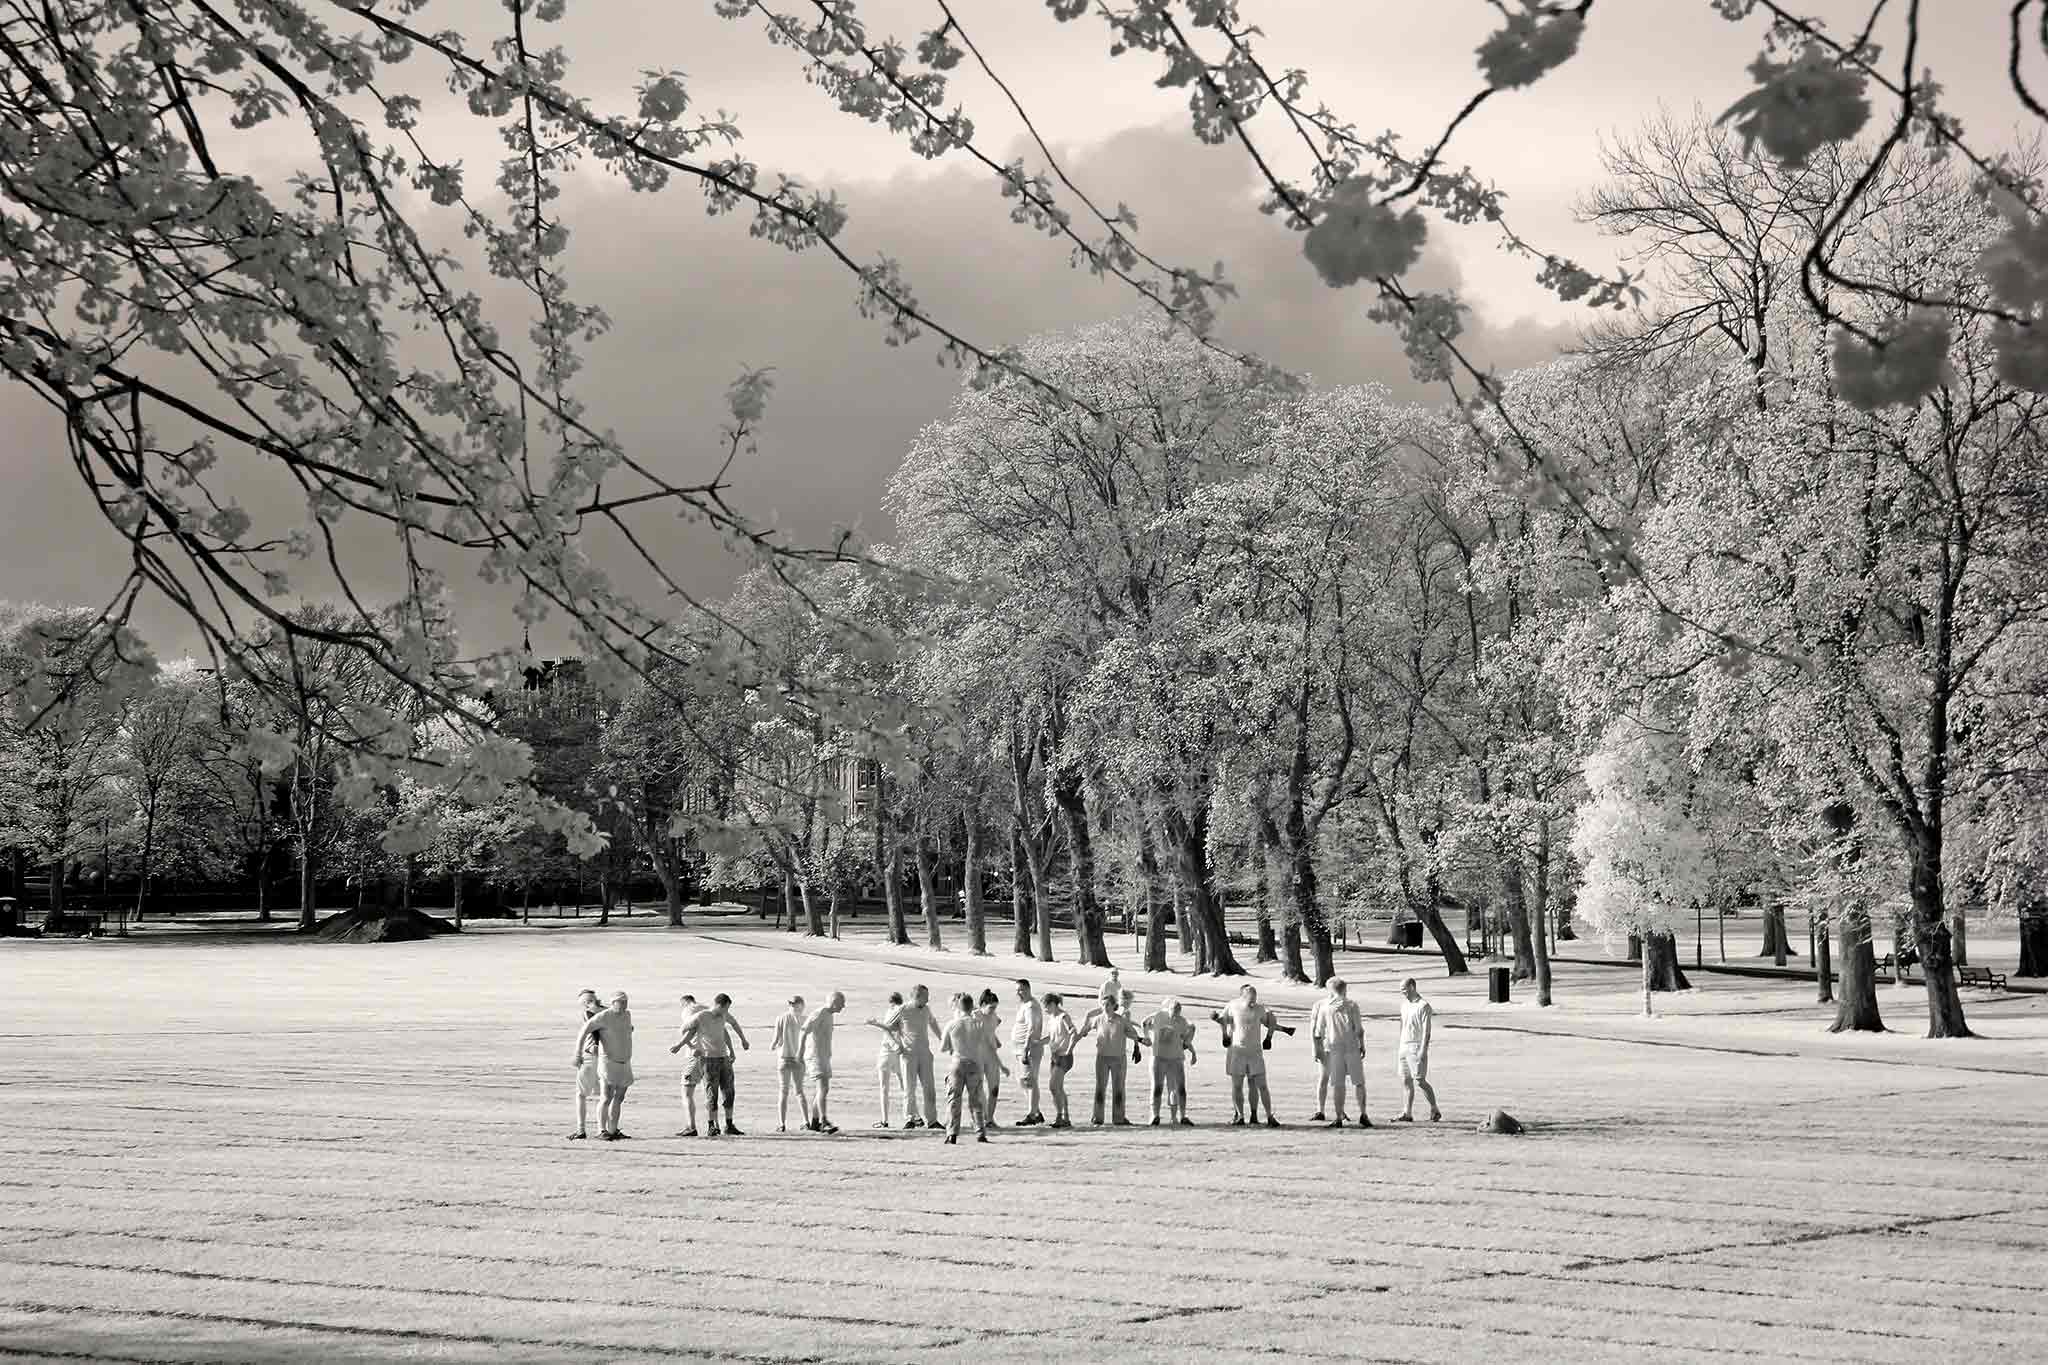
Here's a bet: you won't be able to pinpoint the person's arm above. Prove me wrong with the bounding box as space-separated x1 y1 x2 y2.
1419 1004 1432 1063
573 1016 600 1067
1028 1005 1044 1044
731 1017 750 1050
941 1024 956 1056
670 1018 697 1054
925 1010 943 1043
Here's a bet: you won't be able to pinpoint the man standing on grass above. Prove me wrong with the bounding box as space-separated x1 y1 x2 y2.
1307 987 1333 1122
1078 994 1141 1126
1011 980 1046 1126
669 994 709 1137
1043 993 1078 1129
1139 997 1197 1126
1098 967 1122 1014
885 984 942 1130
1396 978 1441 1123
1222 984 1283 1128
771 995 812 1133
569 989 603 1140
1320 978 1370 1129
572 991 635 1141
939 993 990 1144
679 993 749 1136
864 992 908 1128
803 991 844 1133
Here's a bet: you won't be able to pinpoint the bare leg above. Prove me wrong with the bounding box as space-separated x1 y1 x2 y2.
574 1086 590 1137
684 1080 699 1132
813 1074 831 1128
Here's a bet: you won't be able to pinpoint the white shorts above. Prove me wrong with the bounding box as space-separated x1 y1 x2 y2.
1398 1049 1428 1082
576 1059 601 1097
1226 1050 1265 1080
601 1058 634 1090
807 1061 832 1083
878 1052 903 1075
682 1054 706 1087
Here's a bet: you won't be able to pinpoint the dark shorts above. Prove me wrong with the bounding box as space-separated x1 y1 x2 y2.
1051 1052 1075 1076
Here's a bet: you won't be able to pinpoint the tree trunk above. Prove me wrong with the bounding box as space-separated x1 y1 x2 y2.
1909 840 1970 1038
1643 930 1691 991
801 875 825 937
1010 825 1034 955
915 839 944 950
1163 806 1244 976
1813 906 1832 1003
1829 907 1884 1032
777 870 795 933
1264 813 1322 984
297 846 316 930
1531 818 1553 1006
1138 827 1169 972
1948 909 1967 969
1252 863 1278 964
1419 896 1469 976
883 844 910 946
2019 911 2048 978
1052 768 1110 967
963 819 988 954
452 870 465 931
649 846 686 928
1760 904 1795 964
1172 881 1192 955
256 853 270 923
1501 857 1536 981
1626 932 1641 961
828 877 843 939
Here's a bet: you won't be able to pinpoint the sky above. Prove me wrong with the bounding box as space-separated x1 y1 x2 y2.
0 0 2032 659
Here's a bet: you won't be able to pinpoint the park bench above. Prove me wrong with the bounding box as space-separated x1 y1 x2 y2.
42 911 106 937
1957 965 2007 990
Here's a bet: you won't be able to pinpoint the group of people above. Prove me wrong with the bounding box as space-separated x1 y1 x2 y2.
569 968 1441 1144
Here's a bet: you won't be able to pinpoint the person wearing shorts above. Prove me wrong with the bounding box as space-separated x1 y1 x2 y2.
973 989 1009 1124
669 994 709 1136
1396 978 1440 1122
570 989 603 1139
939 993 989 1144
1222 984 1280 1128
1011 980 1046 1126
1042 993 1078 1129
572 991 635 1140
803 991 844 1133
1140 997 1197 1126
865 992 909 1128
772 995 813 1132
1320 978 1370 1129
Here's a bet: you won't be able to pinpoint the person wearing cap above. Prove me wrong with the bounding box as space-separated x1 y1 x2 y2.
1319 978 1370 1129
669 994 710 1137
771 995 813 1133
1139 997 1198 1126
572 991 636 1140
802 991 845 1133
569 989 603 1139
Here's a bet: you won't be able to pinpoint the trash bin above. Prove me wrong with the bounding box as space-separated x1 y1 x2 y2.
1487 965 1511 1004
1397 921 1422 948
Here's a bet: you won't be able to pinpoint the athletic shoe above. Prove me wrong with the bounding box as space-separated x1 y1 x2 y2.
1113 1118 1134 1127
1051 1117 1072 1129
1265 1117 1282 1129
871 1120 890 1129
1150 1117 1161 1126
1229 1116 1245 1127
1091 1119 1104 1127
568 1132 587 1140
1326 1119 1345 1129
1429 1112 1442 1122
1358 1117 1374 1128
724 1123 745 1136
944 1134 958 1145
1310 1111 1327 1122
777 1125 787 1133
675 1128 698 1138
612 1132 633 1140
976 1131 989 1143
1395 1114 1414 1123
1177 1116 1194 1127
704 1124 721 1138
822 1123 839 1134
599 1132 617 1141
906 1117 924 1129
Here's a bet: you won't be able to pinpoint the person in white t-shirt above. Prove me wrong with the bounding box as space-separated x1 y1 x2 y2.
1320 978 1370 1129
802 991 844 1134
1011 979 1046 1126
864 992 909 1128
572 992 635 1141
1396 978 1440 1122
1220 984 1283 1128
771 995 812 1133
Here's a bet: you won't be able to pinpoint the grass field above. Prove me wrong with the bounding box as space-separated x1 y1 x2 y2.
4 915 2046 1363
